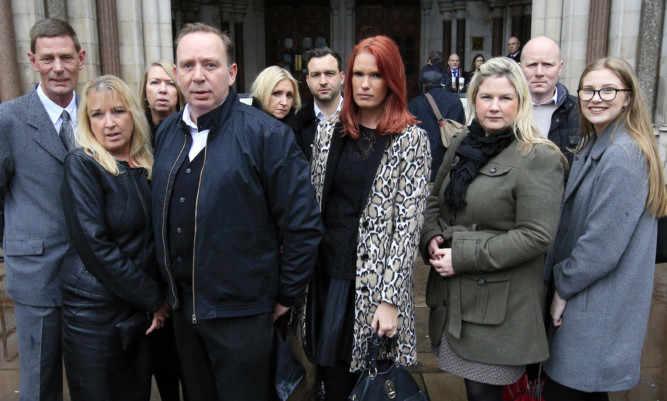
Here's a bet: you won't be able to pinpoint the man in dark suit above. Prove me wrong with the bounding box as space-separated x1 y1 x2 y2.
507 36 522 63
0 18 85 401
295 47 345 160
444 53 469 93
408 70 466 182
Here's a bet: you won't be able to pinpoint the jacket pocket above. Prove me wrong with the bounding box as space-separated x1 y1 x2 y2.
460 270 511 325
4 239 44 256
477 164 512 178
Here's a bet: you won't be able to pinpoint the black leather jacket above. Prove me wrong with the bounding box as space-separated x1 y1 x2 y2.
60 149 162 313
549 83 580 178
152 90 322 321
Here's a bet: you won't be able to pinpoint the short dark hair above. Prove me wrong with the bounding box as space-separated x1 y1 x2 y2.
305 47 343 74
428 51 443 64
174 23 234 66
30 18 81 53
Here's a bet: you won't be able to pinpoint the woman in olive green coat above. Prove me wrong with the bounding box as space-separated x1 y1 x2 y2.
420 57 566 401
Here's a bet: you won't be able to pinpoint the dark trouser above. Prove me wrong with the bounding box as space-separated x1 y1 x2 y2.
320 364 360 401
149 318 186 401
543 378 609 401
172 290 275 401
61 291 151 401
14 302 63 401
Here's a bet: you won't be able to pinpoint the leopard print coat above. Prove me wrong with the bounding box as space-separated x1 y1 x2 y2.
309 117 431 371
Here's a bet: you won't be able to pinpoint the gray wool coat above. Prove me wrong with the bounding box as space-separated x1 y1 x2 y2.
543 122 657 392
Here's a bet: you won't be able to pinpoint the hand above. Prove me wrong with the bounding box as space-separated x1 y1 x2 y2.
428 236 445 260
371 302 398 338
430 248 454 277
550 291 567 327
272 302 290 322
146 299 170 335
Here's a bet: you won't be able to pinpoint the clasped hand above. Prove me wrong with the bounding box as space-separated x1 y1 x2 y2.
428 236 455 277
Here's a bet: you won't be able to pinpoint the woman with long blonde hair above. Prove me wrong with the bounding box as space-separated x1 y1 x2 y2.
543 57 667 401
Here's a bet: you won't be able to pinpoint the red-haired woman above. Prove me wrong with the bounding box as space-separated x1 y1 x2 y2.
304 35 431 400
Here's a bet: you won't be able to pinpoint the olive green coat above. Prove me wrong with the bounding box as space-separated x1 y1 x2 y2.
420 130 564 366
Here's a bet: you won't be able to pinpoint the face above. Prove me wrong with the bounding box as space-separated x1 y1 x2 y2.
520 42 563 102
352 51 388 115
87 92 134 159
579 68 631 135
176 32 238 121
305 54 344 103
145 66 179 114
28 36 85 108
448 55 460 70
266 79 294 120
475 76 519 134
508 38 520 54
475 57 485 69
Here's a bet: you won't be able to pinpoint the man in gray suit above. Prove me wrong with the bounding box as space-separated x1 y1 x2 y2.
0 18 85 401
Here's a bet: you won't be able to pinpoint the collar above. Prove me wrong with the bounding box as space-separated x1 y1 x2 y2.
533 87 558 106
181 94 230 132
37 83 77 126
313 96 343 121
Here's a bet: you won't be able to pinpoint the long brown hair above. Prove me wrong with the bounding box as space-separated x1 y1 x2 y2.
577 57 667 217
340 36 417 138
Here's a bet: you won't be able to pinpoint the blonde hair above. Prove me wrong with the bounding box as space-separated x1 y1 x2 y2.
139 60 186 115
250 66 301 114
76 75 153 178
577 57 667 217
467 57 566 163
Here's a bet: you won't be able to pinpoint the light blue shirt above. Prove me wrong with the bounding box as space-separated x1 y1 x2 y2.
36 83 77 134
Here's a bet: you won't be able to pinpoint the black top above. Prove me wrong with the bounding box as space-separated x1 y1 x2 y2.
320 126 384 279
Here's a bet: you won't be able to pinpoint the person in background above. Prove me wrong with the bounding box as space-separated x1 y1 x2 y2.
507 36 522 63
419 50 448 92
60 75 170 401
470 54 485 75
140 60 185 144
304 35 431 401
251 65 301 132
408 69 466 182
0 18 85 401
420 57 565 401
139 59 187 401
296 47 345 160
444 53 469 93
543 57 667 401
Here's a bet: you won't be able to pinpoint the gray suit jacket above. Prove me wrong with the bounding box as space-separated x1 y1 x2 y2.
0 87 72 306
543 122 656 392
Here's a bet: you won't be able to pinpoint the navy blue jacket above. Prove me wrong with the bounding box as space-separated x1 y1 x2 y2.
547 83 580 180
152 90 323 320
409 86 466 181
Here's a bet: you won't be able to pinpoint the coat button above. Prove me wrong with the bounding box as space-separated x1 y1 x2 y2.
185 168 192 174
478 278 487 285
176 257 183 263
490 167 497 173
556 118 560 123
442 300 448 307
176 227 182 234
179 197 185 203
361 254 369 261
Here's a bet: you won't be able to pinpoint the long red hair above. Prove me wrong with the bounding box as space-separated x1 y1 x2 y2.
340 35 416 138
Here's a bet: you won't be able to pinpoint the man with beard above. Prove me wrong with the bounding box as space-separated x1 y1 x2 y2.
295 47 345 160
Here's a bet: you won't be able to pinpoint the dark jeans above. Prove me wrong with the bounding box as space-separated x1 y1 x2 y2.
172 289 275 401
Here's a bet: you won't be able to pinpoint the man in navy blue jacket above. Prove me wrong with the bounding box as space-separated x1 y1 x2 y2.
152 23 323 401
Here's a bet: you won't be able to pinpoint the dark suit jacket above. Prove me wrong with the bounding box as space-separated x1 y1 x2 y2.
0 87 72 306
443 68 470 93
508 50 522 63
295 99 318 160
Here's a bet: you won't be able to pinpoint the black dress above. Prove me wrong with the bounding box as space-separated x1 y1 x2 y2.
308 126 384 367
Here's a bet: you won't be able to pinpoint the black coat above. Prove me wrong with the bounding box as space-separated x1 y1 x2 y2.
408 86 466 181
548 83 580 183
60 149 162 313
152 90 323 319
295 99 318 160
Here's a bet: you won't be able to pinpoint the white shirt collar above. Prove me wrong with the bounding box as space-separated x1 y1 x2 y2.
533 87 558 106
313 96 343 121
37 83 77 128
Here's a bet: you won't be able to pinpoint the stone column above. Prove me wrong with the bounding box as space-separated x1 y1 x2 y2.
12 0 44 94
1 0 21 101
586 0 610 64
608 0 641 67
142 0 161 66
69 0 101 92
97 0 121 77
116 0 145 92
558 0 590 93
531 0 564 41
419 0 437 67
158 0 173 61
47 0 68 20
655 1 667 127
636 0 665 120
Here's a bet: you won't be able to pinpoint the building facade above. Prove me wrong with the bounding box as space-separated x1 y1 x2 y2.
2 0 666 148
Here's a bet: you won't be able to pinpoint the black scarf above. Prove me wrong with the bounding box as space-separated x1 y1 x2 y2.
444 120 516 210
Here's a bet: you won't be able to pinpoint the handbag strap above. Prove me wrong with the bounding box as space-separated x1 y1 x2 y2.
424 92 445 124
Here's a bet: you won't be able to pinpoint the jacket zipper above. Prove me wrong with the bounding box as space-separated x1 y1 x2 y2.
130 171 150 274
160 137 188 307
191 145 208 324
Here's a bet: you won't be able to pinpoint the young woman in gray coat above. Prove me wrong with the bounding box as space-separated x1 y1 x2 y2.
543 58 667 400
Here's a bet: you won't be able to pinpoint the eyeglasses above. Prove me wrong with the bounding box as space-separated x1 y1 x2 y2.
577 88 631 101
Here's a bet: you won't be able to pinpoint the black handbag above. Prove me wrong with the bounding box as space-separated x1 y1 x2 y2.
349 333 429 401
